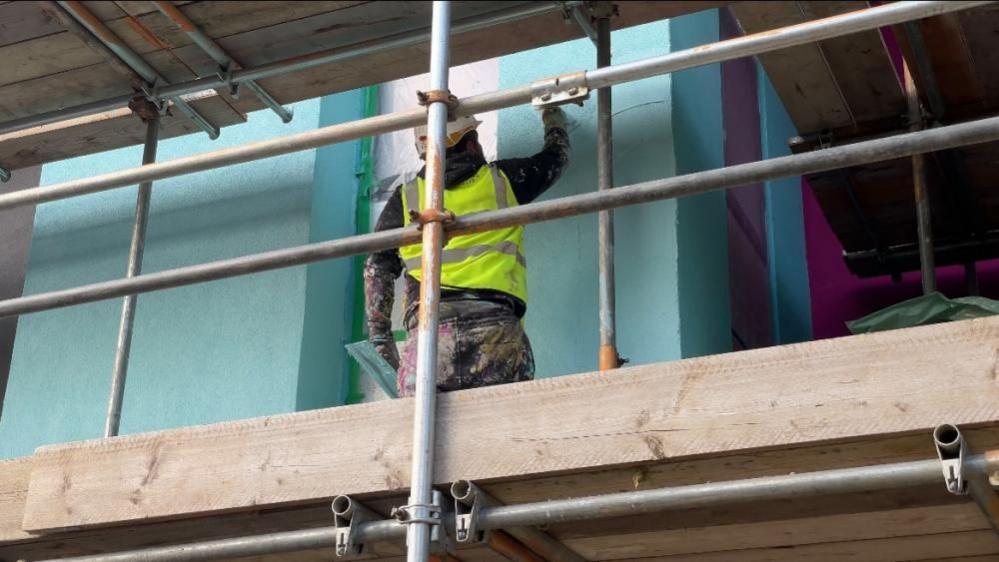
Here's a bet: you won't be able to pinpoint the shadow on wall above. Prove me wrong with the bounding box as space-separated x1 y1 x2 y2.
0 166 41 417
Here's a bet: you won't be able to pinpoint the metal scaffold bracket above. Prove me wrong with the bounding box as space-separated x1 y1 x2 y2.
563 1 618 44
934 424 968 495
392 490 456 555
333 495 381 558
531 72 590 109
138 81 161 109
216 63 241 99
934 424 999 536
452 480 590 562
453 482 490 544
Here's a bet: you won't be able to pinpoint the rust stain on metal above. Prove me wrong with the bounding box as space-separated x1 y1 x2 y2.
598 344 618 371
153 1 199 33
63 1 123 47
124 15 172 50
415 139 447 326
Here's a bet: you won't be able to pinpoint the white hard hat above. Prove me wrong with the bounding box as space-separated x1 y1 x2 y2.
414 114 482 158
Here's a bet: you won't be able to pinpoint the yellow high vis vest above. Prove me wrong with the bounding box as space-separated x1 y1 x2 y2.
400 164 528 303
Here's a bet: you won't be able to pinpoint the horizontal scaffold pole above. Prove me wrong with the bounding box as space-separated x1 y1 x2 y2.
3 109 999 318
0 0 983 210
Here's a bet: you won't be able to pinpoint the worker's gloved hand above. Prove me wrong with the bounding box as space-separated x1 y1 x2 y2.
542 107 568 132
371 333 401 371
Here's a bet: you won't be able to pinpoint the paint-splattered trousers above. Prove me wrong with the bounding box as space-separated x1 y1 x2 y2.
397 299 535 397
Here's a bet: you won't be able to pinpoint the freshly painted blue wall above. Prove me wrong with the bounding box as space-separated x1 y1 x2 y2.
497 20 679 377
670 10 732 358
1 94 360 460
758 67 813 344
297 92 364 410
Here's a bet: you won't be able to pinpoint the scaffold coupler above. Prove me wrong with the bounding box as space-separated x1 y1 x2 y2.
394 490 456 553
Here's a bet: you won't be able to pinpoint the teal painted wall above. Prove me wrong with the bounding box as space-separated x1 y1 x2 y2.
498 20 679 377
758 66 813 344
1 13 809 459
1 94 360 460
297 92 365 410
670 10 732 358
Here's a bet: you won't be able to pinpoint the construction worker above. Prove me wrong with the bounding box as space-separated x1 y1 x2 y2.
365 106 570 397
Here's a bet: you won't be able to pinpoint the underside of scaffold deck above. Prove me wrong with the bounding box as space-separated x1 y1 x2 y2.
1 316 998 561
0 1 713 171
733 1 999 278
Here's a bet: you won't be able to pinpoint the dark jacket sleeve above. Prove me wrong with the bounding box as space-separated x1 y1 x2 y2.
494 125 570 205
363 187 405 368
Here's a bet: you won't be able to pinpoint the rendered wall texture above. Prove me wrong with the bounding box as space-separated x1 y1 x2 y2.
0 94 363 460
498 19 680 377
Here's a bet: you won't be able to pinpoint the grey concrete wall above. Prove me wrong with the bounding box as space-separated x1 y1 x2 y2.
0 166 40 415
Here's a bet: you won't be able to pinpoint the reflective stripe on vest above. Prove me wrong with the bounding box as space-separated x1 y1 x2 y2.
403 240 527 271
400 164 528 303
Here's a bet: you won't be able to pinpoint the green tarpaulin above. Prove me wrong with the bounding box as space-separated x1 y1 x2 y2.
847 292 999 335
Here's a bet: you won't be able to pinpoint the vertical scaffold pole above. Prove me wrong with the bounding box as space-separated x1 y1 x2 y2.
105 110 160 438
904 62 936 294
596 15 619 371
406 3 451 562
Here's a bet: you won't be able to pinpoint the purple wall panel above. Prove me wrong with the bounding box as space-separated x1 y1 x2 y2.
721 8 772 350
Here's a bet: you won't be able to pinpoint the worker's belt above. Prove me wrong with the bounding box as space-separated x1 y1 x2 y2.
403 289 521 330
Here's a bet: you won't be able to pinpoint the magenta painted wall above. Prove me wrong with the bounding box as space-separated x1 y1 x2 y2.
721 8 772 351
804 24 999 339
804 180 999 339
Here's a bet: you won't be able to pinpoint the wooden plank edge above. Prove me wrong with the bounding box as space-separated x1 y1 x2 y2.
17 316 999 532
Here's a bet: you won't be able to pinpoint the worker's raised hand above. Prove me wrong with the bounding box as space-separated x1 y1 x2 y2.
542 107 568 132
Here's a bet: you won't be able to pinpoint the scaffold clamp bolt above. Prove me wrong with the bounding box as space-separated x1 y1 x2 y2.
392 502 441 525
128 96 162 123
393 491 455 554
409 208 455 230
216 63 240 99
418 89 459 120
138 80 165 110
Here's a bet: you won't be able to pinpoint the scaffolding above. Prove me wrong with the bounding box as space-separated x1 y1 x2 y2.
1 1 998 561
